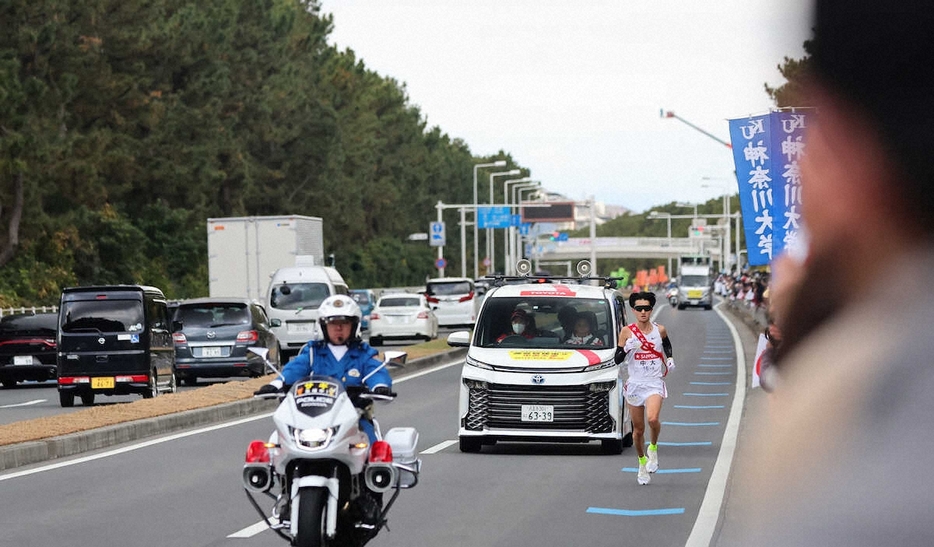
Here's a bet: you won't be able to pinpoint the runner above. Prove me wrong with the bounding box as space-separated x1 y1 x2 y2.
615 292 675 485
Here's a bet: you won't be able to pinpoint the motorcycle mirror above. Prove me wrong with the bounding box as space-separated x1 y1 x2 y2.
361 351 408 383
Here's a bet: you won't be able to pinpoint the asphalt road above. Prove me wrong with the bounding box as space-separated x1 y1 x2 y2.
0 303 742 547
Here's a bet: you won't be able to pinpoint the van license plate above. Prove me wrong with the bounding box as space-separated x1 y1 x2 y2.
13 355 33 365
92 377 115 389
687 290 703 299
201 346 223 358
521 405 554 422
288 323 315 334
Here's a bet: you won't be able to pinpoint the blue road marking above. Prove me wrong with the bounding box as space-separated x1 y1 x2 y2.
658 441 712 446
684 393 729 396
690 382 732 385
695 372 732 375
703 351 734 354
704 345 733 349
698 364 732 367
674 405 725 409
663 421 720 426
587 507 686 517
622 467 702 474
699 357 734 360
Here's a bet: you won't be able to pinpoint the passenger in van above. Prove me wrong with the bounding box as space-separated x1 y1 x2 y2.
566 312 604 346
557 306 578 342
254 294 392 442
496 308 541 343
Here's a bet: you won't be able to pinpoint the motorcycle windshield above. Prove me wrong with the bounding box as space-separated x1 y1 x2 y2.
290 375 345 417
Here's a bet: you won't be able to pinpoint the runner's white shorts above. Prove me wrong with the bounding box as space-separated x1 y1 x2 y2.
623 379 667 407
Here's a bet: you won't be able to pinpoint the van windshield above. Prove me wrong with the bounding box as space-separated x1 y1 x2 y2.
270 283 330 310
475 296 612 349
681 275 709 287
61 300 145 333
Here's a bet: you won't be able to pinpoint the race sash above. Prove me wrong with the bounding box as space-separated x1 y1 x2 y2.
627 323 668 377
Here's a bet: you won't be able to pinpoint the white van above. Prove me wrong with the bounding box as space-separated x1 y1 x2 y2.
265 266 349 357
425 277 478 327
447 278 633 454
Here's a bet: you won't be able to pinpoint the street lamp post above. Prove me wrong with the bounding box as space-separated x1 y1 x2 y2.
503 177 534 273
702 179 733 273
473 160 507 279
515 185 541 268
505 181 539 273
488 169 521 273
648 211 673 276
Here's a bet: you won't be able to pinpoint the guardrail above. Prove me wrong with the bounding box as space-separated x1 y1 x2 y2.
0 306 59 318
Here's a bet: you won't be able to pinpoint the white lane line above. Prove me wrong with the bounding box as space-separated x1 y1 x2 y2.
0 399 46 408
228 520 269 538
685 302 747 547
421 440 457 454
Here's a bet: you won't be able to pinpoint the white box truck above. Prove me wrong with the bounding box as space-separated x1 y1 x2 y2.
207 215 325 300
675 255 713 310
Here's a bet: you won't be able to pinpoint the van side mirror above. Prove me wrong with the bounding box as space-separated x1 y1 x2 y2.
270 318 281 327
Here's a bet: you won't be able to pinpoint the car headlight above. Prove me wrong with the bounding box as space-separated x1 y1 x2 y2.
290 426 337 450
465 355 495 371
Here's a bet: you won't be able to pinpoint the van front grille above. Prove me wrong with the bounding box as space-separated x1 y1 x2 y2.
464 382 614 433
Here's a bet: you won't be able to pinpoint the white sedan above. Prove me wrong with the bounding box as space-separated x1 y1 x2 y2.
368 294 439 345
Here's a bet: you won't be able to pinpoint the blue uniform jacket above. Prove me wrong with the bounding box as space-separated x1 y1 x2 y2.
279 340 391 390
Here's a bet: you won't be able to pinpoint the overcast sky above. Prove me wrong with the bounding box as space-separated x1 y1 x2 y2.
322 0 814 213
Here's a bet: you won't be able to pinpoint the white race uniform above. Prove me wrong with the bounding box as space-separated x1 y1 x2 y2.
622 322 668 407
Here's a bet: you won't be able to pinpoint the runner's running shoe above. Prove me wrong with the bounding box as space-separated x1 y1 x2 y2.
647 444 659 473
637 462 650 485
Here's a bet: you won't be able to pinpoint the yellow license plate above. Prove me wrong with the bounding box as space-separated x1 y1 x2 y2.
92 377 115 389
687 290 703 299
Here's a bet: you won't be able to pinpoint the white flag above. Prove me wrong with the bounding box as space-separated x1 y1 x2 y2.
752 333 768 389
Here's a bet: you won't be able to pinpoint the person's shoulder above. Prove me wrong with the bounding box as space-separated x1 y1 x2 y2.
656 323 668 336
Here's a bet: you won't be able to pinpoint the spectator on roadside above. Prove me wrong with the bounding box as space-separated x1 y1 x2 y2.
732 2 934 544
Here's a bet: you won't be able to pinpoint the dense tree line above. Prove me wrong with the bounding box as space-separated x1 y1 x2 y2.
0 0 525 305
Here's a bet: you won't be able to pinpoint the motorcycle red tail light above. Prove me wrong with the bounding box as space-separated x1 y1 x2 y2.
245 440 271 463
237 330 259 343
369 440 393 463
458 291 474 302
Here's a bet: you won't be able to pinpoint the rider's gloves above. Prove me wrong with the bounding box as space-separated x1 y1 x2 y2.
372 386 392 396
254 383 280 396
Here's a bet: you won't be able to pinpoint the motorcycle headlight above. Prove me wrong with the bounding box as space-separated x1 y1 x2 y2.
290 426 337 450
465 355 495 371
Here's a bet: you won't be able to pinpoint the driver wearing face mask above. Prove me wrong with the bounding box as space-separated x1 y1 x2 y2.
497 308 539 342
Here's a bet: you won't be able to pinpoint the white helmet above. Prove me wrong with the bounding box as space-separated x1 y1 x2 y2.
317 295 362 344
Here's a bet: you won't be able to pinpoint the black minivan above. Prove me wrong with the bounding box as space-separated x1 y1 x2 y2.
57 285 177 407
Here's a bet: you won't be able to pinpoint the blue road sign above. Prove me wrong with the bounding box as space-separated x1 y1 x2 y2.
478 206 512 229
435 257 447 269
429 221 445 247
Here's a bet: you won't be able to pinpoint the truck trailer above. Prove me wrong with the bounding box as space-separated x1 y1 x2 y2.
207 215 324 300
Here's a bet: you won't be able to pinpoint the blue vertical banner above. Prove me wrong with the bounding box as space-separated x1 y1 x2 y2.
769 111 810 256
728 114 774 266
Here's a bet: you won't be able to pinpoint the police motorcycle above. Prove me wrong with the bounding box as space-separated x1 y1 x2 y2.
666 285 679 307
242 346 421 547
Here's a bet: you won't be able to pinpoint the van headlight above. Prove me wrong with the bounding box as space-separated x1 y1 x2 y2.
586 359 617 372
290 426 337 450
465 355 495 371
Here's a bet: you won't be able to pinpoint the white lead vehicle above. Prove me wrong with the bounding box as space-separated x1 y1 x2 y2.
447 261 633 454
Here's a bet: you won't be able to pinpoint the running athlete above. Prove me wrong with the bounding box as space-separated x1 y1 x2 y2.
615 292 675 485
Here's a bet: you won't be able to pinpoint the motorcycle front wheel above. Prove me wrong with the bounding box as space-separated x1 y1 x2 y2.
296 487 330 547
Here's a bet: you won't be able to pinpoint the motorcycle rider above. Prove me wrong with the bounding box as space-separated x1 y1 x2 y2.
254 294 392 442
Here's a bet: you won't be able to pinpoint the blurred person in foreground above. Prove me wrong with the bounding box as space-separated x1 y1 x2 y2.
731 2 934 545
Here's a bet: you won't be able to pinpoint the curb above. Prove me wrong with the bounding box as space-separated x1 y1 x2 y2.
0 347 467 472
